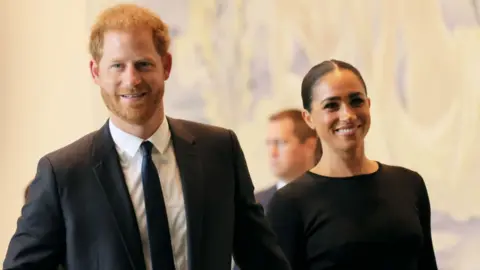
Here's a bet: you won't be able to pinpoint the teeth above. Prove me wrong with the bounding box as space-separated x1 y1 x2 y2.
122 93 144 98
336 128 355 134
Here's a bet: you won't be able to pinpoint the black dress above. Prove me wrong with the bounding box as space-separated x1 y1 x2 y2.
267 162 438 270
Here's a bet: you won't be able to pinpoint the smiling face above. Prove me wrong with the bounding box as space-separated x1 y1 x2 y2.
90 27 172 126
303 68 371 152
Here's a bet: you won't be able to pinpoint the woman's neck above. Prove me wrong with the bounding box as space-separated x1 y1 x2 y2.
311 143 378 177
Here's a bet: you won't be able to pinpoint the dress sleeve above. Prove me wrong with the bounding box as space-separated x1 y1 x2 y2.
415 172 439 270
267 190 305 270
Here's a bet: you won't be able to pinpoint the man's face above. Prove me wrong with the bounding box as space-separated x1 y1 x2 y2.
266 118 312 180
90 28 172 125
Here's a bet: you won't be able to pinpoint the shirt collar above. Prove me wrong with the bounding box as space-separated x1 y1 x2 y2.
109 116 171 158
276 179 288 190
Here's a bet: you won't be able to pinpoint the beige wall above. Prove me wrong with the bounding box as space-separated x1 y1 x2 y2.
0 0 8 149
0 0 100 256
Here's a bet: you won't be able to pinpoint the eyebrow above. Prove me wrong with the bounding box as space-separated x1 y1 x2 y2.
109 57 156 63
321 91 364 103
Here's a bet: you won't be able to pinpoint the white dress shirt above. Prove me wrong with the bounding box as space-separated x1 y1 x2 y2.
109 118 188 270
276 180 288 190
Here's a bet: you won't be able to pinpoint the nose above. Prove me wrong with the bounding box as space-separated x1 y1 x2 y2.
339 104 357 121
269 144 279 158
124 65 141 87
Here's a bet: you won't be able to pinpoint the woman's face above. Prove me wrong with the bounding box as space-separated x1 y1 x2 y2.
303 69 371 152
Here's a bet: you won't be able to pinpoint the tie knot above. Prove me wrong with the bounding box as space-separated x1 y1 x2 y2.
141 141 154 157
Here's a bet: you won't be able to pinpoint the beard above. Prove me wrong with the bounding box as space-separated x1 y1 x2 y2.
101 84 163 125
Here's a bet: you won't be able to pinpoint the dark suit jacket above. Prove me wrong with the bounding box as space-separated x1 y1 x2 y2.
3 118 290 270
255 185 278 212
233 184 278 270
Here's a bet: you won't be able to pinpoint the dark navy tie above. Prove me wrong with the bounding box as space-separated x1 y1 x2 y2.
141 141 176 270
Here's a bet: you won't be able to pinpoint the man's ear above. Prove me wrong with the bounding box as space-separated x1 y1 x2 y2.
162 53 172 80
90 59 100 84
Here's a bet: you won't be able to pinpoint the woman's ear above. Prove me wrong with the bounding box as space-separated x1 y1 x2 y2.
302 109 315 130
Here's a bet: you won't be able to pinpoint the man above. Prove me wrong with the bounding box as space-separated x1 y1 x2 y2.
258 109 320 210
3 4 290 270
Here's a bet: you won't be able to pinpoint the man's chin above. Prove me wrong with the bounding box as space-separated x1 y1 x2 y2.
106 101 162 126
111 110 152 126
121 115 151 125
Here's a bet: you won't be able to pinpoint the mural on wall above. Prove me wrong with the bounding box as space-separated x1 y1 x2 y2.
90 0 480 268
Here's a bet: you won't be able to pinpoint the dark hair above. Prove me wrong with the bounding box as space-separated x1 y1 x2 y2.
301 59 367 111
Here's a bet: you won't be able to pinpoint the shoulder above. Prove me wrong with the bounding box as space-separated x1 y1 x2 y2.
378 162 423 180
255 185 277 206
42 130 98 168
256 185 276 198
377 162 427 191
379 162 420 176
276 173 320 200
268 173 317 211
32 129 100 189
169 117 233 139
168 117 241 156
266 175 319 227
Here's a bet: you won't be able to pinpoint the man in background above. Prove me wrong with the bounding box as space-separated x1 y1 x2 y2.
258 108 321 210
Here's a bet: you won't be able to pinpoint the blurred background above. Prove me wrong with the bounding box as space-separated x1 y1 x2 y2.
1 0 479 268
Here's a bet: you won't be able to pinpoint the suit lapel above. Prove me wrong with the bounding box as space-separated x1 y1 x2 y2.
91 121 146 270
266 186 278 204
168 117 204 270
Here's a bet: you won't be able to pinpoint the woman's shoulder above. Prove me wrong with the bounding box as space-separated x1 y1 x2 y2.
273 172 323 202
377 162 421 177
267 173 318 219
376 162 426 187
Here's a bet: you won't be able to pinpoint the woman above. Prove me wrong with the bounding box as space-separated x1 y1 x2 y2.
267 60 438 269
